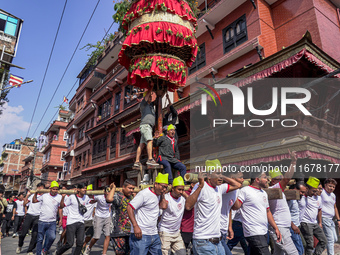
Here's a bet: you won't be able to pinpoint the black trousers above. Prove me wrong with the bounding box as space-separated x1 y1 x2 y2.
1 218 13 234
13 215 25 234
18 214 39 252
56 222 85 255
245 234 271 255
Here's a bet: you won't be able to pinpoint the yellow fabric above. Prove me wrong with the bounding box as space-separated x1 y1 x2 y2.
205 159 222 172
143 91 148 97
173 176 185 187
269 167 283 179
50 181 59 188
167 124 175 131
87 184 93 190
307 176 320 189
155 173 169 184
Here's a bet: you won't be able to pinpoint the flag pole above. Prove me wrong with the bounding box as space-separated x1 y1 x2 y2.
0 80 33 92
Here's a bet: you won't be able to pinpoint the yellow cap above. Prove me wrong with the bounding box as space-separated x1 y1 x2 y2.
50 181 59 188
269 167 283 179
87 184 93 190
167 124 175 131
205 159 221 172
307 176 320 189
155 173 169 184
173 176 185 187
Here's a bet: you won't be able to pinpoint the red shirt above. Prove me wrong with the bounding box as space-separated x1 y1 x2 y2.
180 188 194 233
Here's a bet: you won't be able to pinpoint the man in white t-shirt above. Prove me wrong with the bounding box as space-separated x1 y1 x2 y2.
158 176 188 255
13 192 25 237
267 150 299 255
81 185 96 253
84 187 112 255
185 159 242 255
300 176 327 255
127 172 168 254
233 171 282 255
221 167 244 255
16 183 45 255
321 178 340 255
54 183 90 255
287 182 307 255
33 181 66 255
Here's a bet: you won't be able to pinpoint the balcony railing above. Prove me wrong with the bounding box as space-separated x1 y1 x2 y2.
197 0 221 19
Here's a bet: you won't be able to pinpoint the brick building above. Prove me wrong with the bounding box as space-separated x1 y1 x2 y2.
63 0 340 192
40 110 71 185
20 150 43 189
0 139 35 193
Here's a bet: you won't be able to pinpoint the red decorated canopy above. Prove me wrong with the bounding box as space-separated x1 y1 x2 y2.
118 0 198 90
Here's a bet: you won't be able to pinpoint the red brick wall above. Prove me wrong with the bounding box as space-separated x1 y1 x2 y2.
272 0 322 52
313 0 340 62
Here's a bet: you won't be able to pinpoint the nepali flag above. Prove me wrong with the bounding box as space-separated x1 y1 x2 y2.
63 96 68 104
9 74 24 87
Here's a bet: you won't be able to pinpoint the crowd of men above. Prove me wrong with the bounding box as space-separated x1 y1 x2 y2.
0 151 339 255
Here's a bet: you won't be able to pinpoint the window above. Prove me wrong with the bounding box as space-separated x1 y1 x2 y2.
83 151 87 166
63 131 68 141
0 13 18 37
63 162 68 172
120 129 135 155
98 100 111 120
222 15 247 54
78 125 85 141
71 133 75 147
46 151 51 162
115 92 121 113
92 136 107 164
61 151 66 161
76 97 84 112
189 43 206 75
124 86 143 107
110 132 117 159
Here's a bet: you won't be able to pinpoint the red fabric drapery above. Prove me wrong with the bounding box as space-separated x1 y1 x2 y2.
119 22 198 69
230 150 340 166
128 54 187 91
122 0 197 32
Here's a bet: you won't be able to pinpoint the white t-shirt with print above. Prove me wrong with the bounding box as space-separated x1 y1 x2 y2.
268 182 291 227
27 194 42 216
37 193 62 222
301 195 322 224
129 187 160 235
158 192 185 234
15 200 25 216
94 195 111 218
221 189 238 234
238 186 269 237
191 182 230 239
321 189 336 219
84 202 96 221
64 194 91 225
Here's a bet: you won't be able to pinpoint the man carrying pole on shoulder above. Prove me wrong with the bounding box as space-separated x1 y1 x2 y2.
33 181 66 255
127 172 168 255
158 176 188 255
185 159 242 255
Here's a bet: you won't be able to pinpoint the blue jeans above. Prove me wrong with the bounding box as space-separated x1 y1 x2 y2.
36 221 56 255
290 227 304 255
322 217 338 255
227 220 249 255
157 159 186 184
129 233 162 255
193 239 225 255
221 233 233 255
